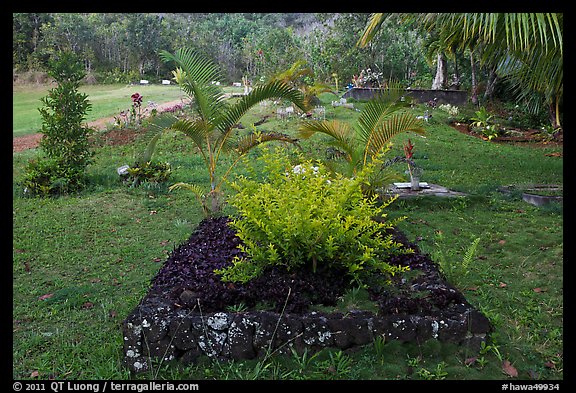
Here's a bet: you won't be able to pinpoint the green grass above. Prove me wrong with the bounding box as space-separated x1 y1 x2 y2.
13 84 188 137
13 92 563 380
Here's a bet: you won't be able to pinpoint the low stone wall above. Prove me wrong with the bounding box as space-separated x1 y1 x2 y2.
342 87 468 106
122 294 491 373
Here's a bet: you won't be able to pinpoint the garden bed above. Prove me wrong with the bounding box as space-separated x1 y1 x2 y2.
122 217 492 373
449 121 563 148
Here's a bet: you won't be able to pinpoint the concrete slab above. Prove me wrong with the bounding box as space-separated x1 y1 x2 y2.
387 183 467 199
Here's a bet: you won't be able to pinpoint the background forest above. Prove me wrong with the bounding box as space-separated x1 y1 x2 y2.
14 13 480 94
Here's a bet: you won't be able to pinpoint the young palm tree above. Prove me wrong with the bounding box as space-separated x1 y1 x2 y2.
298 88 425 197
149 48 308 216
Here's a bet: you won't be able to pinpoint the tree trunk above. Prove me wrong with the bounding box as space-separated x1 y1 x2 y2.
484 66 498 101
431 52 448 90
549 96 562 129
470 52 479 106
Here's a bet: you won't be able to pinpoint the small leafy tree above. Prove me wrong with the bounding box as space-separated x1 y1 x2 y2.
149 48 309 216
22 51 94 196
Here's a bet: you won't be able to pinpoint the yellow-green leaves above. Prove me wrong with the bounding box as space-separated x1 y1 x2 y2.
216 147 409 285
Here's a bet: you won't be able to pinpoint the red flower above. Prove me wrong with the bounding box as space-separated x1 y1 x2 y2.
403 139 414 160
131 93 143 107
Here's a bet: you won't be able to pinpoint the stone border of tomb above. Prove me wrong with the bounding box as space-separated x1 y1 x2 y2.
122 293 491 374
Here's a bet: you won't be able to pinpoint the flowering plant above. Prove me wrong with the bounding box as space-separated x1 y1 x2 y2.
130 92 144 125
403 138 414 176
352 68 383 88
438 103 459 117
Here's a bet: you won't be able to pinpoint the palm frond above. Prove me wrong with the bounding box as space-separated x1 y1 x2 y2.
269 59 313 84
160 49 227 123
363 113 425 161
138 113 180 165
168 182 206 197
149 112 210 152
160 48 223 85
234 131 300 156
357 13 387 48
136 129 163 165
216 80 307 134
168 182 209 215
356 93 409 146
298 119 356 163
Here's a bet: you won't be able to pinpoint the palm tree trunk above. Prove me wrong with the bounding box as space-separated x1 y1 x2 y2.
484 66 498 101
549 96 562 129
470 52 479 106
431 53 448 90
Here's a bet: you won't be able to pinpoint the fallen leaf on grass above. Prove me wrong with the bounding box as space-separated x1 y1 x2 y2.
533 287 547 293
466 286 479 291
160 240 170 246
498 240 506 245
502 360 518 377
464 357 477 366
153 257 163 263
544 361 556 369
38 293 54 301
544 152 562 157
30 370 40 378
499 282 507 288
81 302 94 309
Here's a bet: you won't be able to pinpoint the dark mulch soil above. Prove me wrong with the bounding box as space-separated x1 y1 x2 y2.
147 216 468 317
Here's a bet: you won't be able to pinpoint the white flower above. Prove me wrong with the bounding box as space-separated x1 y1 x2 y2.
292 164 305 174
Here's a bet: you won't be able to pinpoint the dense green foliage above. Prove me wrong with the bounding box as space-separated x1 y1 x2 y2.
12 13 431 87
215 148 408 285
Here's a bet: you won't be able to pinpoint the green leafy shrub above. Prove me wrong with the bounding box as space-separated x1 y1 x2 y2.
214 147 410 285
21 51 94 196
120 161 172 187
21 158 86 197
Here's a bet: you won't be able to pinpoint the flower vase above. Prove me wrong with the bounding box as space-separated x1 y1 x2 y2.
410 174 420 191
407 165 423 191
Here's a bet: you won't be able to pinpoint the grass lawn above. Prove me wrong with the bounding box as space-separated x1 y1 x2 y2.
12 90 563 381
12 83 189 137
